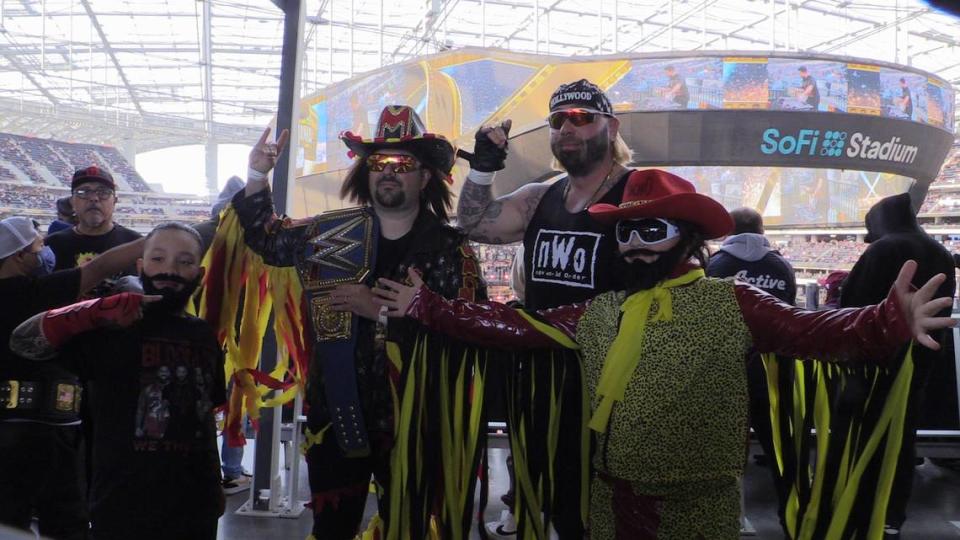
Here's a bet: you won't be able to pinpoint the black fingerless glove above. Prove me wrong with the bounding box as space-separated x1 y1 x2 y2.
470 126 509 172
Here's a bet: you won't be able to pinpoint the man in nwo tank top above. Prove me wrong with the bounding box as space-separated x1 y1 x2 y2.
456 79 642 538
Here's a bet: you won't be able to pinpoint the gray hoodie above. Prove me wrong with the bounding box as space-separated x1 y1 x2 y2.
717 233 773 262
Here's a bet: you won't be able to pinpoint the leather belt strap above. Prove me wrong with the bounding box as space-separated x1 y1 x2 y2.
299 207 378 457
1 379 82 414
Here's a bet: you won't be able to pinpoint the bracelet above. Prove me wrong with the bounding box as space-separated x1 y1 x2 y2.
248 167 267 181
467 170 495 186
378 305 389 326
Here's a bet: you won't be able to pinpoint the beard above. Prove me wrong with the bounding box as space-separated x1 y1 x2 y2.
140 271 201 316
373 175 407 208
551 129 609 176
616 241 692 294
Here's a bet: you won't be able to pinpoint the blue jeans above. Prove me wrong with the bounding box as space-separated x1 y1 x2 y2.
221 436 244 480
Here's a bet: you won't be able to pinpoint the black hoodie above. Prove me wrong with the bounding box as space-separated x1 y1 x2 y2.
841 193 955 311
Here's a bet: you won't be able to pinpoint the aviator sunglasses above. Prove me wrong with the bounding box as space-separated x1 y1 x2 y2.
547 108 611 129
366 154 419 174
616 218 680 246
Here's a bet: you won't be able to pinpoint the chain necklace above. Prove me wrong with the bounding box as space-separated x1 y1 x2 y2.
563 164 619 213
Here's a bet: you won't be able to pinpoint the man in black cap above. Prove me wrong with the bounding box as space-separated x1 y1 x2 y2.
46 166 141 296
456 78 635 538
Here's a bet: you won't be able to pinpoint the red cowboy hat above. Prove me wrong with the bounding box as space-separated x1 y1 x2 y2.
588 169 733 240
340 105 456 182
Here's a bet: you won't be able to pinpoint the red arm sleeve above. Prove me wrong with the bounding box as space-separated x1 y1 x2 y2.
41 292 144 349
735 283 910 365
405 287 585 349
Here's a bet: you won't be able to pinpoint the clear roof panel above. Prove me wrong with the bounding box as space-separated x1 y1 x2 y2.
0 0 955 150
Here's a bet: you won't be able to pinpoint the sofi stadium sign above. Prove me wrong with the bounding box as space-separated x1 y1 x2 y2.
760 128 919 165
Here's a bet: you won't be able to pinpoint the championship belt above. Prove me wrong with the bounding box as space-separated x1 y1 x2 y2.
298 207 378 457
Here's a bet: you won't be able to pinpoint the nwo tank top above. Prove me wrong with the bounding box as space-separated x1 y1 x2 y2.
522 171 629 310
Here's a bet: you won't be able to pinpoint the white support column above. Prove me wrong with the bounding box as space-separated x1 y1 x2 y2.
69 1 73 100
481 0 486 47
328 0 334 83
41 0 46 71
349 0 354 78
769 0 776 50
613 0 619 52
669 2 675 50
379 0 384 67
534 0 540 54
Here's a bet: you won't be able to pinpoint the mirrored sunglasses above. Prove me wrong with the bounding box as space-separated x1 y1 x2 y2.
547 108 611 129
616 218 680 246
366 154 419 173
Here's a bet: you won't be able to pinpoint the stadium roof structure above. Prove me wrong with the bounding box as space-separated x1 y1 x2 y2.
0 0 957 154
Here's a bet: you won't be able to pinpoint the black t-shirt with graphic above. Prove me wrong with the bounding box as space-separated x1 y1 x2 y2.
522 172 628 310
46 224 141 297
64 312 226 533
0 269 82 423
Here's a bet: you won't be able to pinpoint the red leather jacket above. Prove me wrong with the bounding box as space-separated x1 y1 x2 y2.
406 279 911 365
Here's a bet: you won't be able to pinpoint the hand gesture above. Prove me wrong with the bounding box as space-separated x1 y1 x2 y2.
372 268 425 317
327 283 380 321
894 260 956 350
249 126 290 174
461 120 512 172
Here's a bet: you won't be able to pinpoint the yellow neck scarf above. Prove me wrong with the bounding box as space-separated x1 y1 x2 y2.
587 268 705 433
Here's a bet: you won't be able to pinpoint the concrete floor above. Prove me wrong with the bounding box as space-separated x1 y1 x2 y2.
217 437 960 539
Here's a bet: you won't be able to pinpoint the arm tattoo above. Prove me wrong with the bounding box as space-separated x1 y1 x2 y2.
10 313 57 361
456 180 495 231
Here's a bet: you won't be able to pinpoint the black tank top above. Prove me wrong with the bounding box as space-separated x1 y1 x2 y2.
522 171 629 310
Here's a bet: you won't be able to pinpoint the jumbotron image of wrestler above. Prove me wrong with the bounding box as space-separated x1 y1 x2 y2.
209 105 488 539
373 169 955 539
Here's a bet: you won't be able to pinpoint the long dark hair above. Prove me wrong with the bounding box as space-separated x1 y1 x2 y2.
340 150 453 223
677 220 710 268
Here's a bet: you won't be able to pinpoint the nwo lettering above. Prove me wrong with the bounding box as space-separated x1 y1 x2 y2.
530 230 601 289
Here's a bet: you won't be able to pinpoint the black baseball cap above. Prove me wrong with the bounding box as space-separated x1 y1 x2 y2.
71 166 116 191
549 79 614 115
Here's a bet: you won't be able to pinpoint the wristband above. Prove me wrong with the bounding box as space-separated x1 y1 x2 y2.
248 167 267 181
467 170 495 186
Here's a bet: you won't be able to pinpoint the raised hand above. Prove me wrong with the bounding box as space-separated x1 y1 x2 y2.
894 260 956 350
249 126 290 174
372 267 425 317
464 119 512 172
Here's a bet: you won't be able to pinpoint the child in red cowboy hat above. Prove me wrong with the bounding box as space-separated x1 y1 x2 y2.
372 169 955 539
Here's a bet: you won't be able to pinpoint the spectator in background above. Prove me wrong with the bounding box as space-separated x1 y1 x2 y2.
46 166 142 297
706 206 796 531
838 193 955 537
818 270 849 309
48 196 77 236
0 216 143 540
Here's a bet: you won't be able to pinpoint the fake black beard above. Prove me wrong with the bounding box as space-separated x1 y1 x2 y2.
140 271 201 315
551 129 609 177
616 241 693 294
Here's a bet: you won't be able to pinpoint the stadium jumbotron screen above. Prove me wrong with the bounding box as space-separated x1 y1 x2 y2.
291 48 954 221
